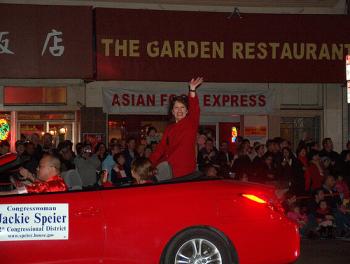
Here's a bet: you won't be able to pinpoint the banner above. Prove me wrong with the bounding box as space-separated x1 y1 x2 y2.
95 9 350 83
0 4 93 78
103 84 275 115
0 204 69 241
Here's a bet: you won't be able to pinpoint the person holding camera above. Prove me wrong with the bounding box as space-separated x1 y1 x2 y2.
74 143 101 189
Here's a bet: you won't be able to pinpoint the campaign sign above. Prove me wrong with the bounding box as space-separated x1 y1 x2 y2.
0 204 69 241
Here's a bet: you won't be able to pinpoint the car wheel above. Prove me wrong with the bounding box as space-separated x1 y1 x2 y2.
161 227 237 264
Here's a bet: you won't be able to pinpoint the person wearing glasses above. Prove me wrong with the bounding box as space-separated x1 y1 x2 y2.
0 154 67 195
149 77 203 178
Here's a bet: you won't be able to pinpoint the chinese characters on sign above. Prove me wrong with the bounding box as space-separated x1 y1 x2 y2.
0 29 65 57
0 32 14 54
41 29 65 57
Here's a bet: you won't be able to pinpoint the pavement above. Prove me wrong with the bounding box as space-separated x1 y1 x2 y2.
295 238 350 264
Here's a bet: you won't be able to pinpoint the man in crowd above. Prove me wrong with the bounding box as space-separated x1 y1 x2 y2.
123 137 137 178
74 143 101 189
0 154 67 195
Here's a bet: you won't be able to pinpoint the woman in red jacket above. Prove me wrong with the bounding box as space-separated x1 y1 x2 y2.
149 77 203 178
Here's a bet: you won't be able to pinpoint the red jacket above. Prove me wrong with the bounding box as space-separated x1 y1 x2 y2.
26 175 67 193
304 163 324 192
150 94 200 177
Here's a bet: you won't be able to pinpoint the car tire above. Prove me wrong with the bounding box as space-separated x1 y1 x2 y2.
161 227 238 264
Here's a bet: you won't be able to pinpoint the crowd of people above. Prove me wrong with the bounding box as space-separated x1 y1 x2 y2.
1 130 350 238
1 76 349 238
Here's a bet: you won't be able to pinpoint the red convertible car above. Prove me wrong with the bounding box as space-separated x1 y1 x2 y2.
0 153 299 264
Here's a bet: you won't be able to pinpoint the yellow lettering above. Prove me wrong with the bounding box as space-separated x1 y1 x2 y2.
160 41 173 57
174 41 186 58
245 42 255 59
318 43 330 60
306 43 317 60
101 39 113 56
280 43 292 59
331 44 343 60
232 42 244 59
188 41 199 58
200 42 211 58
344 44 350 57
269 43 280 59
293 43 305 60
257 42 267 59
212 42 224 59
129 40 140 57
147 41 159 58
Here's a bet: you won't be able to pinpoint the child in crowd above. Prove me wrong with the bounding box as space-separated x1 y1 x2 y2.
335 175 350 200
203 164 218 178
111 153 128 186
287 203 308 236
98 170 113 188
131 157 156 184
316 200 336 239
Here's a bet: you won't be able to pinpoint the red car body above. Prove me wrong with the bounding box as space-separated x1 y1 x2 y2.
0 153 299 264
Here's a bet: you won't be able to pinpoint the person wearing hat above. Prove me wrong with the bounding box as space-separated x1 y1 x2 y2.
305 150 324 193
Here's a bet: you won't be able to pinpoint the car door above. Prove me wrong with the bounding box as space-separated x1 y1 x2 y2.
0 190 104 264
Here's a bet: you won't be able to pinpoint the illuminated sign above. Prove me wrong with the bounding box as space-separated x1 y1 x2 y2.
0 119 10 141
231 127 238 143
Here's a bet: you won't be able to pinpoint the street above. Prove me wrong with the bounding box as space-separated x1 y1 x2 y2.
296 239 350 264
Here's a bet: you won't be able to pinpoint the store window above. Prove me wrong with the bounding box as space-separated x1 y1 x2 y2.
280 116 320 150
108 115 168 143
17 111 76 147
4 86 66 105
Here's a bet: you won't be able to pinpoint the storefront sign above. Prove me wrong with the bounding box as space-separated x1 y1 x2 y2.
244 115 268 143
103 85 274 115
96 9 350 83
0 4 93 78
0 204 69 241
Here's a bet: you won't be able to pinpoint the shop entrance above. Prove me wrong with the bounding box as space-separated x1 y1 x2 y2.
17 111 77 147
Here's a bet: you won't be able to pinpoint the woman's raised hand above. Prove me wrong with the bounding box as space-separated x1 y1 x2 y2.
189 77 204 91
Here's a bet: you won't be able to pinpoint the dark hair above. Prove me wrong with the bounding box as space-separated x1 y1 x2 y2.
322 137 332 147
113 153 125 164
168 95 189 116
0 140 10 148
147 126 157 136
131 157 155 180
94 142 107 153
126 137 136 144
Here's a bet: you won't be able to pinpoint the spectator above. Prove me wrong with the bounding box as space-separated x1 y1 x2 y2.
261 153 278 184
287 203 308 236
102 143 121 181
319 137 341 175
57 142 75 172
203 164 218 178
74 143 101 189
146 126 160 145
218 141 233 166
305 150 324 193
94 142 108 163
136 144 146 158
111 153 129 186
340 150 350 187
251 143 266 183
0 154 67 195
197 133 207 152
31 133 43 160
197 138 219 171
149 78 203 178
123 137 137 178
316 200 336 239
144 146 152 159
335 174 350 200
297 146 308 172
42 133 54 154
22 141 39 175
231 141 252 181
279 147 305 194
15 140 25 157
131 157 155 184
0 140 10 155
